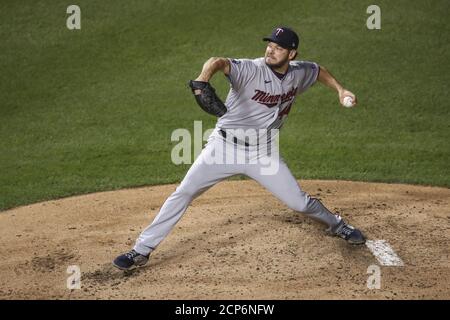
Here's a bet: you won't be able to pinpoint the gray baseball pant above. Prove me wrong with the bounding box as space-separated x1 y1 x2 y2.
134 130 341 256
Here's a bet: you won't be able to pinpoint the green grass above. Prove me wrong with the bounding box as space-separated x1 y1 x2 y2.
1 0 449 210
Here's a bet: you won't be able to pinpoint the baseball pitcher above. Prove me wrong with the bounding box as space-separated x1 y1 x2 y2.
113 26 365 271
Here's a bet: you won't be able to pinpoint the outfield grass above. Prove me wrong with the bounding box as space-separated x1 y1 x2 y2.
1 0 449 210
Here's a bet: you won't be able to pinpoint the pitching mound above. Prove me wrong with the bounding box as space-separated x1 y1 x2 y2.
0 180 449 299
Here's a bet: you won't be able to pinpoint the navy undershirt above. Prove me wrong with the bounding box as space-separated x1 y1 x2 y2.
271 68 286 80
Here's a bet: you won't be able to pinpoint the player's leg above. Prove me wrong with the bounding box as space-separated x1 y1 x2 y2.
245 157 340 227
245 156 365 244
133 154 233 256
113 137 237 270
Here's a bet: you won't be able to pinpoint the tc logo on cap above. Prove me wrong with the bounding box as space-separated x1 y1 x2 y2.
275 28 284 36
263 26 300 50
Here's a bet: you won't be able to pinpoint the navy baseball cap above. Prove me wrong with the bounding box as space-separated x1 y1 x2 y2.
263 27 299 50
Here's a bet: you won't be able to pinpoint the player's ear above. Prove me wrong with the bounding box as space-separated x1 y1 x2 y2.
289 49 297 60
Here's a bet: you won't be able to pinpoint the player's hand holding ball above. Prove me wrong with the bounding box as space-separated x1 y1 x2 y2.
339 89 357 108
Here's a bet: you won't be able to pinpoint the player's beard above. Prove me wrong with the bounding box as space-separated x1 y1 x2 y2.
265 55 290 69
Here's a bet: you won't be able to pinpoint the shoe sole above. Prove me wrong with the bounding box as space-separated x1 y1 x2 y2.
112 261 147 271
333 234 366 245
348 238 367 245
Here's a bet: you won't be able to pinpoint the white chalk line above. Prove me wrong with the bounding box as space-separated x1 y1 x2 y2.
365 240 404 266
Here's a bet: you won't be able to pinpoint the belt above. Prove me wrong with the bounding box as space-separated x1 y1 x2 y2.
219 129 250 147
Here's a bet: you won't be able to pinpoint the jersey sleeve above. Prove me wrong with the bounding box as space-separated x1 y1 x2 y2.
295 61 320 94
226 58 257 91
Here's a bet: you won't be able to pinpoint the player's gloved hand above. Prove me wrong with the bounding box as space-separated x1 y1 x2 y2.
188 80 227 117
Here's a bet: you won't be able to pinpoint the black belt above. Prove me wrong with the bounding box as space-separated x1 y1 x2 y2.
219 129 250 147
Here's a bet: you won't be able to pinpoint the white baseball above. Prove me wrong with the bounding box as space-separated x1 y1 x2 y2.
343 96 354 108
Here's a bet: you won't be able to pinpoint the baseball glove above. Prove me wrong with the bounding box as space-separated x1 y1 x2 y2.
188 80 227 117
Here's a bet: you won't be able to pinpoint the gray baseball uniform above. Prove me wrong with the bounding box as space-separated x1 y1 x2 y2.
133 57 342 256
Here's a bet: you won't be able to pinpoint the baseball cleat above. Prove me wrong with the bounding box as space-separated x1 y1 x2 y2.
112 249 149 271
332 220 366 245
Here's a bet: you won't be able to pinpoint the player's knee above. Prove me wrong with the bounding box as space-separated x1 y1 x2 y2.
173 185 197 200
291 202 309 213
286 193 311 213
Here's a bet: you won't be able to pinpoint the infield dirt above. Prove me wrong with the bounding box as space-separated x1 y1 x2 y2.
1 180 449 299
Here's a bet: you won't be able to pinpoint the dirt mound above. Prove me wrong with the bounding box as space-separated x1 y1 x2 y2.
0 180 449 299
